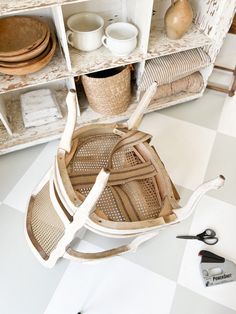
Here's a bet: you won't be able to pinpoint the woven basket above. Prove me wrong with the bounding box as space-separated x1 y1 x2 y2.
81 66 131 116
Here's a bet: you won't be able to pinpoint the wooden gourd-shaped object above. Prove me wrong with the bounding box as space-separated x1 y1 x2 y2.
164 0 193 40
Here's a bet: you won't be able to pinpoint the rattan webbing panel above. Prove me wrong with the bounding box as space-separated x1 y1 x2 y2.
69 134 119 172
69 131 162 222
123 178 161 220
69 133 128 221
31 182 65 256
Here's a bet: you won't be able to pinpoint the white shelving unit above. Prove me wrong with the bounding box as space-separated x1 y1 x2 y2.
0 0 235 155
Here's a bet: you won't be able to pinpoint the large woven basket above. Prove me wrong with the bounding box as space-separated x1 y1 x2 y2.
81 66 131 116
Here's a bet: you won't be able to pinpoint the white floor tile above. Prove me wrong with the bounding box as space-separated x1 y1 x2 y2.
177 195 236 311
45 241 176 314
140 112 216 190
218 95 236 137
208 69 234 89
215 34 236 69
3 140 58 212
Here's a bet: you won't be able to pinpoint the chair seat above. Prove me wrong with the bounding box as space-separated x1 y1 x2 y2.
65 127 180 224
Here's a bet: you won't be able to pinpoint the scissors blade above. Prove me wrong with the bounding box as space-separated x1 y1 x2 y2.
176 236 198 239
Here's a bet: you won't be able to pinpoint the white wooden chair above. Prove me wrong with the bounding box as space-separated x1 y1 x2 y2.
25 85 225 268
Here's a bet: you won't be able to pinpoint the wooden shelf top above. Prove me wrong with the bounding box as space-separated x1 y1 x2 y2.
0 48 69 94
147 23 212 60
0 0 100 16
0 0 58 16
70 46 144 76
0 89 203 155
78 90 203 126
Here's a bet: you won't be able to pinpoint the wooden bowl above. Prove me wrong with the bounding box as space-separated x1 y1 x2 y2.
0 27 50 62
0 36 52 68
0 16 48 57
0 33 57 75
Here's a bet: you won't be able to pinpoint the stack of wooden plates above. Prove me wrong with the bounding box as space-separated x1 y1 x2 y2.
0 16 57 75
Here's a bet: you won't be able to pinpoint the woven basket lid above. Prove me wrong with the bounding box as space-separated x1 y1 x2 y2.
0 16 48 57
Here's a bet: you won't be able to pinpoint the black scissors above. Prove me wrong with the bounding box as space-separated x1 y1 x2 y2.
176 228 218 245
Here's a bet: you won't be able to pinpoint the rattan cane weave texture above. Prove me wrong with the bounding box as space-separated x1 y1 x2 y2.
30 182 65 257
67 130 167 223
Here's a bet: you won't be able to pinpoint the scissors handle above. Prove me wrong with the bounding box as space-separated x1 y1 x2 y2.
197 228 216 238
197 229 218 245
200 236 218 245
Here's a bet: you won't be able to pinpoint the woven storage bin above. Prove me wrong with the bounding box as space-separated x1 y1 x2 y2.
81 66 131 116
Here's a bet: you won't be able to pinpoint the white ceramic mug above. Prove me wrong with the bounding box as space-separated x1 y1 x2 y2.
102 22 138 57
66 12 104 52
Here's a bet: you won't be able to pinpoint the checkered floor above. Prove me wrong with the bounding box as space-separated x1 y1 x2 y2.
1 35 236 314
1 88 236 314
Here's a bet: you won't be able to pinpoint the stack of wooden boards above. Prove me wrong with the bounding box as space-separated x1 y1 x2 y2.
20 89 62 128
0 16 56 75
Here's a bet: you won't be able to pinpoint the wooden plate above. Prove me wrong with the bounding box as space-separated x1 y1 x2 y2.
0 27 50 62
0 33 57 75
0 16 48 57
0 35 52 68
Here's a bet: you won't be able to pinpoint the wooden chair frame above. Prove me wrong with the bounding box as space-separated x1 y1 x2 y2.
25 85 225 268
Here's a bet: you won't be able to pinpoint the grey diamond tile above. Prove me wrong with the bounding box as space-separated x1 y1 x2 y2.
84 185 196 282
0 203 68 314
204 133 236 206
0 143 46 201
170 285 236 314
160 89 225 130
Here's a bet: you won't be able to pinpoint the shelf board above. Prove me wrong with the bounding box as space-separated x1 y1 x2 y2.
0 48 69 94
70 46 144 76
147 23 212 59
0 0 58 15
0 89 203 155
78 90 203 125
0 0 93 15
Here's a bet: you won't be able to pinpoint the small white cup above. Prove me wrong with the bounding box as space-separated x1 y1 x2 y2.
102 22 138 57
66 12 104 52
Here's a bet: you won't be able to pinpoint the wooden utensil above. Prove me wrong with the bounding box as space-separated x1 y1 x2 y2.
0 27 50 62
0 16 48 57
0 33 57 75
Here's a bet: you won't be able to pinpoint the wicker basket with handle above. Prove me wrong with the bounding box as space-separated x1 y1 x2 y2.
81 65 131 116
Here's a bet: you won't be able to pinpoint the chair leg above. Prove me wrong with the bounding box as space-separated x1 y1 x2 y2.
229 67 236 97
173 175 225 221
